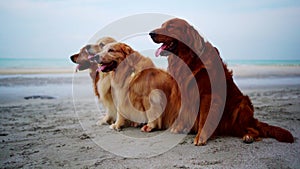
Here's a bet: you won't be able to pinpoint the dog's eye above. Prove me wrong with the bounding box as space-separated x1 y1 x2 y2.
167 24 174 31
99 43 105 48
108 49 115 52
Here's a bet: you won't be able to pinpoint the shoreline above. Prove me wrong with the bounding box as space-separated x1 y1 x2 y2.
1 65 300 106
0 64 299 77
0 68 74 75
228 65 300 78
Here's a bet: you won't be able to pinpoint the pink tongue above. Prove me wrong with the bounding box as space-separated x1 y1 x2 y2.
155 44 167 57
97 65 106 72
88 55 94 60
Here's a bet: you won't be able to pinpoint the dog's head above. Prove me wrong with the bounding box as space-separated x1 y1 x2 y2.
149 18 205 57
70 37 116 71
94 42 134 72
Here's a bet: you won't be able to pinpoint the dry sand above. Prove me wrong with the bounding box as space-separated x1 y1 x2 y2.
0 66 300 168
228 65 300 78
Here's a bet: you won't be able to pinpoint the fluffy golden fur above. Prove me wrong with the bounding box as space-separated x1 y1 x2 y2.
150 18 294 145
94 42 181 132
70 37 117 125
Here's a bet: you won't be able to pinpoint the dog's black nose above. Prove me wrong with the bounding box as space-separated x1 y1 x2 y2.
149 32 156 38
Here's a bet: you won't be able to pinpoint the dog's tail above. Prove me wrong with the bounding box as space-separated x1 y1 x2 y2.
256 120 294 143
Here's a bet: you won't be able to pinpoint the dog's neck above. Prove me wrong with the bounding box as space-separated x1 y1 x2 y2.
168 42 205 74
126 51 155 73
89 62 99 79
112 51 155 87
89 62 100 98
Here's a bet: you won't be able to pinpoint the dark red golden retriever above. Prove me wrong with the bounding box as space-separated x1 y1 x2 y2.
150 18 294 145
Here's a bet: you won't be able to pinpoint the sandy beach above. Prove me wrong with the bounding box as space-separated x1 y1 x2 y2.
0 65 300 168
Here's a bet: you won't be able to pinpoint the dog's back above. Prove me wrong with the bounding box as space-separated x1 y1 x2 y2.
129 68 181 129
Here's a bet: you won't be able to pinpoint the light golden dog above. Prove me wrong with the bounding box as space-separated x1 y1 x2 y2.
70 37 117 125
150 18 294 145
93 42 181 132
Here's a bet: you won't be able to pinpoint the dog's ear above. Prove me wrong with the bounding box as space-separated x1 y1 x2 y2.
70 53 79 63
185 24 205 57
121 43 133 56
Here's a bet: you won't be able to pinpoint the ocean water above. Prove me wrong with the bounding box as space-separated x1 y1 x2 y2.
0 58 300 104
1 58 300 70
0 58 74 69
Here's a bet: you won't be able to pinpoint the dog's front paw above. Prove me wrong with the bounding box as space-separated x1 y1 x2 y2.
96 115 114 126
193 135 207 146
141 125 153 132
242 135 254 144
170 122 189 134
96 118 108 126
109 123 121 131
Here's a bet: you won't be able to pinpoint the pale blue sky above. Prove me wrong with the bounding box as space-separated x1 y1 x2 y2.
0 0 299 60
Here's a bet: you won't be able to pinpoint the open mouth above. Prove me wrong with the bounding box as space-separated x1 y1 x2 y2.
76 61 91 71
155 40 177 57
97 61 117 72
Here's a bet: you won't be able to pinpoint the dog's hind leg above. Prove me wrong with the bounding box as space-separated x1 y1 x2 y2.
230 96 261 143
141 89 166 132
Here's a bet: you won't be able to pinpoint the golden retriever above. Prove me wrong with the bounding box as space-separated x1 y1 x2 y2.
93 42 181 132
70 37 117 125
150 18 294 145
